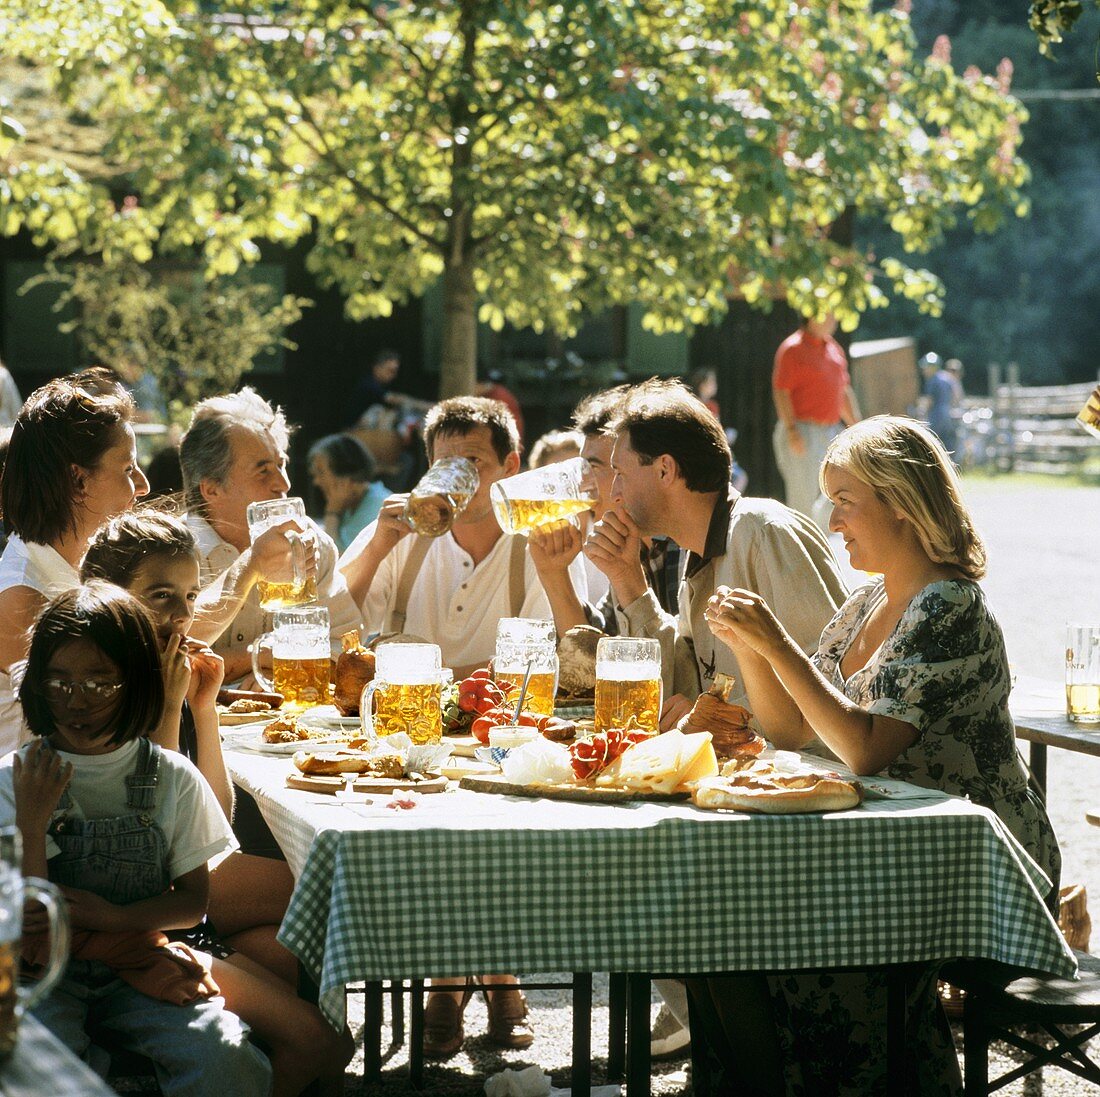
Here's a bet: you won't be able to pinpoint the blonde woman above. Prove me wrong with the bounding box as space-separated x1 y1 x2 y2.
698 415 1058 1095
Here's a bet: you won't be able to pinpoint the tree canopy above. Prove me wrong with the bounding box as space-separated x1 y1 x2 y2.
1 0 1030 396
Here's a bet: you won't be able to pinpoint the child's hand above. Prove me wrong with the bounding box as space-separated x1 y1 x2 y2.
13 739 72 835
183 640 225 712
60 885 121 932
162 633 192 709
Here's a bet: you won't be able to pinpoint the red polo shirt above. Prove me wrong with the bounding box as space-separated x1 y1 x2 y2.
772 330 850 424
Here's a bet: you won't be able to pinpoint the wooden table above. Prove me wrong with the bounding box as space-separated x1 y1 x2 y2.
0 1014 116 1097
1011 676 1100 794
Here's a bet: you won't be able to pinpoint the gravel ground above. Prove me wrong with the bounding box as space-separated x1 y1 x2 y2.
335 475 1100 1095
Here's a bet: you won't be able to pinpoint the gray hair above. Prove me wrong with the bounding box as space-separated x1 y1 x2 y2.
179 387 293 513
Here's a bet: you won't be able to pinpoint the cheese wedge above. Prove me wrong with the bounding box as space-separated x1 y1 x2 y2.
594 729 718 794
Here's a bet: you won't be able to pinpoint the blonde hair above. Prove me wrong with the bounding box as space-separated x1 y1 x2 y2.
821 416 986 580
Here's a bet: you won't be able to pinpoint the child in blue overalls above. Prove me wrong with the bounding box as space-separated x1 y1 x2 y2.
1 582 271 1096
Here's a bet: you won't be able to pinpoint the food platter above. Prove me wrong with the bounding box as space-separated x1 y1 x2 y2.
221 727 355 755
217 708 280 728
459 772 689 805
287 772 447 795
295 704 362 732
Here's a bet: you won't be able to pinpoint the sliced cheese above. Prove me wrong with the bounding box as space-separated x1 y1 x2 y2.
594 729 716 794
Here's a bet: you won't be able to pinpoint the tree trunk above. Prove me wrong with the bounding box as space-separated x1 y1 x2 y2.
439 257 477 398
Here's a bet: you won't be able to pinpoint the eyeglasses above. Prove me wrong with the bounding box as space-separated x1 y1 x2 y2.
41 678 124 703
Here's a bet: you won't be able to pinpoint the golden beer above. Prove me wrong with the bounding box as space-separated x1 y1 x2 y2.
594 676 662 733
491 496 595 536
404 492 472 537
257 575 318 612
0 938 15 1059
495 670 558 717
1067 684 1100 724
370 682 443 743
273 655 332 708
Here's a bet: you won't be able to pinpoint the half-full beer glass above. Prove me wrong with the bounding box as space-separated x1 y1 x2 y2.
0 828 69 1061
490 456 595 536
1067 624 1100 724
252 606 332 709
494 618 558 716
361 643 447 744
403 457 480 537
594 637 662 734
246 497 317 611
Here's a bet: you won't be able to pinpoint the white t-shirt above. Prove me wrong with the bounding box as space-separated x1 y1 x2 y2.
339 525 589 670
0 738 236 880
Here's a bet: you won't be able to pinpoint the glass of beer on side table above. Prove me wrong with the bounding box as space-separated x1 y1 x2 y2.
246 497 317 610
594 637 663 734
361 643 448 744
494 617 559 717
252 606 333 709
490 456 596 536
1066 624 1100 724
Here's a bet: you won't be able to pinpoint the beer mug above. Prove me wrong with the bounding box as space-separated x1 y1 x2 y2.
0 828 69 1061
246 497 317 611
252 606 332 709
494 618 558 717
594 637 663 734
360 643 447 744
1066 625 1100 724
403 457 480 537
490 456 595 536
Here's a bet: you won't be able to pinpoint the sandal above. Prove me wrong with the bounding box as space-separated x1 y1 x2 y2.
483 982 535 1049
423 979 474 1058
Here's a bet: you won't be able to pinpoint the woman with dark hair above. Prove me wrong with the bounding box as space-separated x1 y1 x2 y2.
307 432 389 553
0 369 149 752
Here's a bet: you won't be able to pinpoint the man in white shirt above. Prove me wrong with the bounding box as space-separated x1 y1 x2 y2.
339 396 587 677
179 388 362 684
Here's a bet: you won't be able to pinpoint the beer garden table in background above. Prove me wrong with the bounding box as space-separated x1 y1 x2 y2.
225 743 1074 1096
1012 675 1100 794
0 1014 116 1097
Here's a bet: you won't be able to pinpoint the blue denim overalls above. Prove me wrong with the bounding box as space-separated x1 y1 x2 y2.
31 737 271 1097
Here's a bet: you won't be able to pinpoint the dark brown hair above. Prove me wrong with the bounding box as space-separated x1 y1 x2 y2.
572 385 631 437
20 582 165 745
424 396 520 464
611 378 731 493
1 369 135 544
81 510 199 587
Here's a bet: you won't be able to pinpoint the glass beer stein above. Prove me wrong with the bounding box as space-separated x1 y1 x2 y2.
403 457 480 537
246 497 317 611
1066 624 1100 724
252 606 332 709
0 828 69 1061
360 643 447 744
490 456 596 536
594 637 663 734
494 617 559 717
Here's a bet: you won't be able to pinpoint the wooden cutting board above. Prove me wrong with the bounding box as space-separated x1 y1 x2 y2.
286 772 448 795
459 773 688 805
444 733 481 758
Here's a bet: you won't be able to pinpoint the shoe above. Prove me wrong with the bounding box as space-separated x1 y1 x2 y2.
483 984 535 1049
650 1003 691 1060
423 980 473 1059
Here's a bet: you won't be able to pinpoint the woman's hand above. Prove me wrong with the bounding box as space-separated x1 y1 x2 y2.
13 739 72 836
704 587 788 660
60 886 123 932
183 640 225 713
162 633 192 710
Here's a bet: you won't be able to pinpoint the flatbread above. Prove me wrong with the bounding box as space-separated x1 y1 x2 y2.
691 772 862 814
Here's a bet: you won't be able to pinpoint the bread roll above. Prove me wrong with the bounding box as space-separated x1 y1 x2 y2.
333 632 376 716
691 773 862 814
292 749 404 778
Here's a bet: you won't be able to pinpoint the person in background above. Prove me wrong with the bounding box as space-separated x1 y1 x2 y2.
688 367 721 421
307 433 390 554
920 352 961 456
699 416 1059 1094
0 370 150 754
0 357 22 428
355 349 433 422
527 429 582 470
476 366 525 445
772 314 860 526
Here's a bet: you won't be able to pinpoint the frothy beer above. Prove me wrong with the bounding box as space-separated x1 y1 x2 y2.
492 496 594 536
496 670 557 717
370 682 443 743
273 655 332 708
594 668 662 734
257 576 318 612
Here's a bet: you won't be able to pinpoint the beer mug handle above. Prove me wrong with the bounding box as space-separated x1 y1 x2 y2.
360 680 381 739
287 530 308 586
18 878 70 1012
250 632 277 694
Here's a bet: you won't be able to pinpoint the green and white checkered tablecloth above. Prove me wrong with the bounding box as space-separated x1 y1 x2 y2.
226 749 1075 1029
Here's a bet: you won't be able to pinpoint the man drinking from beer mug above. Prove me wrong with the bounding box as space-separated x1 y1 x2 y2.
180 388 362 686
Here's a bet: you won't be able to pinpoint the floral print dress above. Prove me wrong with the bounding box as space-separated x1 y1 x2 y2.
768 577 1061 1096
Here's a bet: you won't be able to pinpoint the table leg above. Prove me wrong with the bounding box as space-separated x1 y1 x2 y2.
886 966 909 1097
1030 742 1048 799
625 974 651 1097
390 980 405 1048
363 981 383 1080
607 972 627 1082
571 972 592 1097
409 978 425 1091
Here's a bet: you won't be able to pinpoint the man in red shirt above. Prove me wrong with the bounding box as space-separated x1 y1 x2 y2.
771 315 860 525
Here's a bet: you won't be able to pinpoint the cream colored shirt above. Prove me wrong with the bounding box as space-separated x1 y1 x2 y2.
339 523 588 670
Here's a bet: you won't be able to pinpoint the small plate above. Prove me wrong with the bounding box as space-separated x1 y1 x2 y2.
296 704 363 731
221 727 354 755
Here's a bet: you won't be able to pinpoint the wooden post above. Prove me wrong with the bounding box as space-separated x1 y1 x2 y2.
988 363 1002 472
1006 362 1020 472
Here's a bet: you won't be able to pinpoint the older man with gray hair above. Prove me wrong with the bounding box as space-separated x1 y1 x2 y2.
182 387 361 684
